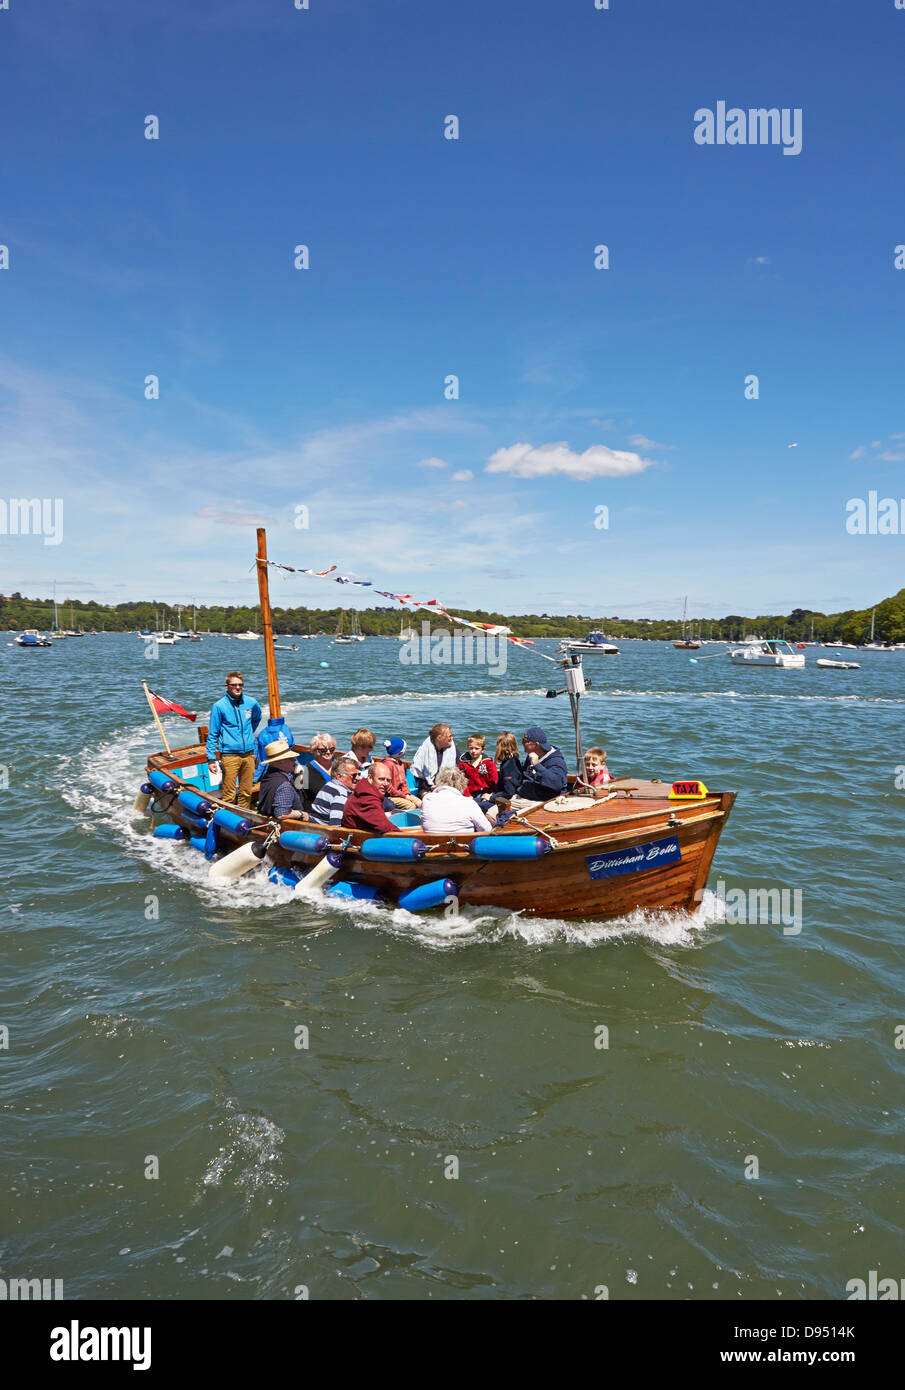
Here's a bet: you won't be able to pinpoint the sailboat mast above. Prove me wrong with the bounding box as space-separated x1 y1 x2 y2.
255 528 281 718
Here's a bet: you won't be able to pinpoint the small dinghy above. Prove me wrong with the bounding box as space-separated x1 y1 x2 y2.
816 657 860 670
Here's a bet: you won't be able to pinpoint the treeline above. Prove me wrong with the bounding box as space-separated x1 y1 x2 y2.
3 592 905 643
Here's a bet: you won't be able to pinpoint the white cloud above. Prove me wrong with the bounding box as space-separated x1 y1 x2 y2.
851 435 905 463
196 507 275 527
485 441 655 481
451 469 473 482
627 433 672 450
417 456 448 469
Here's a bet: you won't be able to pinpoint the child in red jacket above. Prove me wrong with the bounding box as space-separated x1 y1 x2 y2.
458 734 498 797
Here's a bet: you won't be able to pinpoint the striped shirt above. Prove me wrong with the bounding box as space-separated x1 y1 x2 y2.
311 778 351 826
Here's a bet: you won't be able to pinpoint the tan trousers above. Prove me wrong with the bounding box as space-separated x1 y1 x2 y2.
221 752 256 809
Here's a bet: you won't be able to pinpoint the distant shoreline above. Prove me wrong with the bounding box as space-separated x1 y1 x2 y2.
3 590 902 646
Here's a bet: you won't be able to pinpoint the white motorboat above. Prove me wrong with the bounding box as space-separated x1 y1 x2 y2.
234 630 261 641
559 631 619 655
816 658 860 670
728 639 805 668
15 629 52 647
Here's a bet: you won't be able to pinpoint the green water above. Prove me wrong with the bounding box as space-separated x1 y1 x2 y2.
2 635 903 1299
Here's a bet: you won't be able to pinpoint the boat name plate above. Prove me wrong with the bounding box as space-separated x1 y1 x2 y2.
585 835 682 880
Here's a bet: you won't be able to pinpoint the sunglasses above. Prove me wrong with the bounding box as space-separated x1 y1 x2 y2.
227 682 243 688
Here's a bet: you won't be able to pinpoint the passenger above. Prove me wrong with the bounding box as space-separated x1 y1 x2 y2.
458 734 497 798
584 746 613 786
410 722 458 796
341 760 397 835
206 670 262 810
296 732 337 812
493 731 524 801
310 755 359 826
257 740 308 820
346 727 376 779
421 768 493 835
383 738 421 810
508 726 569 809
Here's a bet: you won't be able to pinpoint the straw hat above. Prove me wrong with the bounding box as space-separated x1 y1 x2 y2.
262 738 297 766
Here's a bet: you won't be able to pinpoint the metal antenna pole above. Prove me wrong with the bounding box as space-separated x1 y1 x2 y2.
561 652 585 777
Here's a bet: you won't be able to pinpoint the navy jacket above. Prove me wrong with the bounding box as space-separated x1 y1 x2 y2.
518 746 569 801
495 755 525 800
257 767 303 819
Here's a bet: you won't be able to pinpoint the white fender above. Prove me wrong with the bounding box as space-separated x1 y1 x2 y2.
294 852 342 896
208 842 264 883
132 790 152 814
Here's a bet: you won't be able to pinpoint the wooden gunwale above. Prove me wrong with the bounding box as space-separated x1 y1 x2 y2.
144 750 737 920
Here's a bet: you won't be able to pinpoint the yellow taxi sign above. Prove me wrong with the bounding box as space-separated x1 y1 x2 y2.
669 779 709 800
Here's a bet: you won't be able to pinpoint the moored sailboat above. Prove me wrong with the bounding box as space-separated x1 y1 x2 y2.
673 597 701 650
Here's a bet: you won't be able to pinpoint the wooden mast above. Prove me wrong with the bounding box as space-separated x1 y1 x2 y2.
255 527 281 719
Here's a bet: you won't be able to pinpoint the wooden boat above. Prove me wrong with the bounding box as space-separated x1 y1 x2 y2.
139 530 737 922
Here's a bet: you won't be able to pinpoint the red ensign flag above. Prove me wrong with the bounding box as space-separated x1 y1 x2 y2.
148 691 197 721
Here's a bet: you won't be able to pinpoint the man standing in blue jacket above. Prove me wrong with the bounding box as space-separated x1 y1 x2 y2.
206 671 262 810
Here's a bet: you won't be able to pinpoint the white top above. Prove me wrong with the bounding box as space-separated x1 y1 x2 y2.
421 785 492 835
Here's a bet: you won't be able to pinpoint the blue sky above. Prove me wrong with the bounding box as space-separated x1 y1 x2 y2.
0 0 902 619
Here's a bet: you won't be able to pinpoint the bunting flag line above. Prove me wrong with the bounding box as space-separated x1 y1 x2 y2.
262 558 515 638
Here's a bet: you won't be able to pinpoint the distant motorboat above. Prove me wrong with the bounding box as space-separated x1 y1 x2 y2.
234 630 261 641
729 639 805 668
15 629 52 647
559 631 619 655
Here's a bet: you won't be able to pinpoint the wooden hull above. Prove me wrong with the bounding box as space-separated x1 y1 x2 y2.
146 742 736 922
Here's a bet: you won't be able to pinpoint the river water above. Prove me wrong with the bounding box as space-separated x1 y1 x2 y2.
2 634 903 1300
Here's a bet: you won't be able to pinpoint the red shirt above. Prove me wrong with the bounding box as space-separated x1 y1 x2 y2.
341 778 396 835
383 757 412 800
458 755 498 797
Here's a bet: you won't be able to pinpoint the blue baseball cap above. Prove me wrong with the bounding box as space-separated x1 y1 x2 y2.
524 726 552 749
